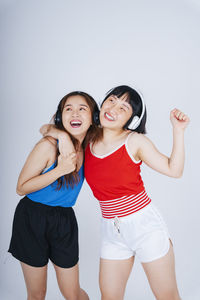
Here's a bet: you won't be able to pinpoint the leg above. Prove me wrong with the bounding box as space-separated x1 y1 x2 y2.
142 242 181 300
20 262 47 300
99 256 134 300
53 263 89 300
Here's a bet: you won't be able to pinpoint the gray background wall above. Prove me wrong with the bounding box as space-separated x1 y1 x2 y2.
0 0 199 299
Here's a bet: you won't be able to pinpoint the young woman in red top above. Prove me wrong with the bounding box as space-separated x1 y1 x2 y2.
41 85 189 300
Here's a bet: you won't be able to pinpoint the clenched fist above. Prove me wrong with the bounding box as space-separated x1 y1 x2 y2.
170 109 190 130
57 152 77 176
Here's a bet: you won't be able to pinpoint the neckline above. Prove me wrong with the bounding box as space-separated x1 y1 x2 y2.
89 132 141 164
90 140 126 159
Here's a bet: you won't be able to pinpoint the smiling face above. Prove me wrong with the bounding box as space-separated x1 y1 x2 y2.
100 93 133 130
62 95 92 139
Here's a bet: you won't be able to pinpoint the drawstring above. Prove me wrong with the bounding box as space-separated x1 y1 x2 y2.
114 216 120 234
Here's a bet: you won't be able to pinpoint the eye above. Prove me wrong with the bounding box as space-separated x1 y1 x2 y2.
80 107 86 111
65 107 72 111
120 107 125 111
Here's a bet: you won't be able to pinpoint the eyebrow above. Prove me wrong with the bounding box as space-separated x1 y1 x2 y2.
122 103 131 110
64 104 89 108
111 95 131 110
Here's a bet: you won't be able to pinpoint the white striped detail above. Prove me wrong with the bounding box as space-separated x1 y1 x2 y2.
99 190 151 219
125 132 141 164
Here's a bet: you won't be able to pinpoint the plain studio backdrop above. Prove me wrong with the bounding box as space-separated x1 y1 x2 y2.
0 0 199 299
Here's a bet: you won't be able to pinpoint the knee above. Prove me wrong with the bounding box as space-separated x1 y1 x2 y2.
79 288 89 300
27 288 46 300
63 289 79 300
101 291 121 300
101 297 118 300
156 291 181 300
65 288 89 300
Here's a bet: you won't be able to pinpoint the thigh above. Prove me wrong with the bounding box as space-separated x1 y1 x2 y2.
9 198 49 267
142 243 180 300
49 207 79 268
99 257 134 300
21 262 47 296
53 263 80 299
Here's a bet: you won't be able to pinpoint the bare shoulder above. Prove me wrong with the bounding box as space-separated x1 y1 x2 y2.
127 133 154 160
128 132 147 147
129 132 152 145
35 137 57 154
126 132 143 160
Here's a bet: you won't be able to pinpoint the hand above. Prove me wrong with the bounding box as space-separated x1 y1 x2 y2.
57 152 77 176
40 124 75 156
170 109 190 130
40 124 51 136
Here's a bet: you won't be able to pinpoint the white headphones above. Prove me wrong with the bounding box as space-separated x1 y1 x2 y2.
127 93 146 130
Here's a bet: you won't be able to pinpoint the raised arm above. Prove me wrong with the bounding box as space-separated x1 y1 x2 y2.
40 124 75 156
130 109 190 178
16 138 76 196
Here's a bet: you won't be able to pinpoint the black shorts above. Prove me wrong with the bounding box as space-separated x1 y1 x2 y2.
8 196 79 268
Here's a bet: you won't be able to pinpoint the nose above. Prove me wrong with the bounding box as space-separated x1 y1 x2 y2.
110 102 121 114
72 109 79 117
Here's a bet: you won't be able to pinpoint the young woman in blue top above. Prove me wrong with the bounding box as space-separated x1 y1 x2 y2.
9 91 98 300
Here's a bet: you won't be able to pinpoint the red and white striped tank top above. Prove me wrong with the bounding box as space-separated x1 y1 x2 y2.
85 133 151 219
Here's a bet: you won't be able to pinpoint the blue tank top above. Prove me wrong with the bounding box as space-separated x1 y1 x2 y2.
27 162 84 207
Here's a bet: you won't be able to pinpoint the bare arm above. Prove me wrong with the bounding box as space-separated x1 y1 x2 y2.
40 124 75 156
16 138 76 196
132 109 190 178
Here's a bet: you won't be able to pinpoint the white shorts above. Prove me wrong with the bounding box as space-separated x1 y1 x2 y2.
100 203 171 263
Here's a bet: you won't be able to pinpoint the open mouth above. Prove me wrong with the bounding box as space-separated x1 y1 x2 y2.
70 120 82 128
104 112 115 121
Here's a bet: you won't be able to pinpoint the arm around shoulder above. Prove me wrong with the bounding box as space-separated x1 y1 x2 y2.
40 124 75 156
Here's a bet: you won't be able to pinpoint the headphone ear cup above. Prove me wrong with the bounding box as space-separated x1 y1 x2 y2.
93 104 100 125
128 115 140 130
55 109 62 126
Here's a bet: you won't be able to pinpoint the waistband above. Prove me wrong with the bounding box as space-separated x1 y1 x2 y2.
99 190 151 219
20 196 73 211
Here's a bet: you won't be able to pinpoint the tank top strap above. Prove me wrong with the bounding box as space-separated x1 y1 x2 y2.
125 131 136 145
125 132 141 164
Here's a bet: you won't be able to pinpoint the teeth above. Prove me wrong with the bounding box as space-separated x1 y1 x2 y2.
70 121 82 125
105 113 114 121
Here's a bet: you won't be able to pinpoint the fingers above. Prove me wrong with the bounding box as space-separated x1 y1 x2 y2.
60 148 76 157
171 109 190 122
58 152 76 162
57 153 77 174
40 124 50 135
64 152 77 162
59 152 77 162
68 151 76 158
63 153 77 169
